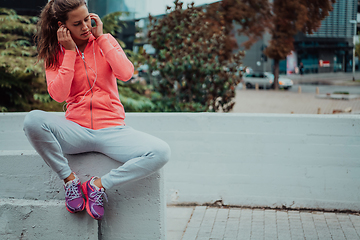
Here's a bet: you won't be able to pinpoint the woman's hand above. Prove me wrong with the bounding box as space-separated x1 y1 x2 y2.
57 25 76 51
90 13 103 39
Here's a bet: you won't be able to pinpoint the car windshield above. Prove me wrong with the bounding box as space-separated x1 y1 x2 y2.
254 73 265 78
265 72 274 80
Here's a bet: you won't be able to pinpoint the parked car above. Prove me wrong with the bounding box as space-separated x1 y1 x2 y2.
242 72 274 89
264 72 294 90
242 72 293 90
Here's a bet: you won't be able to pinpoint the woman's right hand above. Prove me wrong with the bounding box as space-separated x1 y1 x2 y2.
57 25 76 51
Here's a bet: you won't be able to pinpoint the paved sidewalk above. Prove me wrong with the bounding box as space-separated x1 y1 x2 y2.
167 206 360 240
231 89 360 114
285 72 360 85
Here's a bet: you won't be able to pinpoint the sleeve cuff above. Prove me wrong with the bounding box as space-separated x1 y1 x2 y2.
62 50 77 70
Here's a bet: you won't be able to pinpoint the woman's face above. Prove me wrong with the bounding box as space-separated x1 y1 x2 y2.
64 5 92 44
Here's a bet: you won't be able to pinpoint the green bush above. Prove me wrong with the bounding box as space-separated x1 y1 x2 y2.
118 81 156 112
145 1 244 112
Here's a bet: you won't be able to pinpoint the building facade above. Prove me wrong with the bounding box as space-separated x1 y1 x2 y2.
87 0 146 50
294 0 358 74
0 0 47 16
88 0 146 19
236 0 358 74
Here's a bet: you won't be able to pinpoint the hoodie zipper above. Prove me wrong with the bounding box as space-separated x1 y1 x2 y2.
82 52 94 129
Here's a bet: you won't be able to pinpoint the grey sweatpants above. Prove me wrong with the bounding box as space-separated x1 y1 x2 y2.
23 110 170 190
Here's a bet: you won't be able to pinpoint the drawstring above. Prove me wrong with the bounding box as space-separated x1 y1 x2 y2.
62 42 98 112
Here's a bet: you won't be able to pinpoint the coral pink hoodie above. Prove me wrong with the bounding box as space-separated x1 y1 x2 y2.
45 34 134 130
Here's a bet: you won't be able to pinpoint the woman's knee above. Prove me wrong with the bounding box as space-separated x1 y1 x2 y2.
23 110 46 133
24 110 41 128
153 140 171 166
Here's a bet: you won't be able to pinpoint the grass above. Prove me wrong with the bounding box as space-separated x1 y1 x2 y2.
333 91 349 95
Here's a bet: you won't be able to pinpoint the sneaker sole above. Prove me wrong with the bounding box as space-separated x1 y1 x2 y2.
82 181 102 220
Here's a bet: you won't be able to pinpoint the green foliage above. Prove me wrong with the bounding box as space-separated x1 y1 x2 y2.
0 8 42 76
101 11 127 48
355 35 360 58
0 65 64 112
333 91 349 95
117 81 156 112
146 0 244 112
0 8 63 112
125 48 147 71
0 8 38 37
0 66 35 111
34 93 52 103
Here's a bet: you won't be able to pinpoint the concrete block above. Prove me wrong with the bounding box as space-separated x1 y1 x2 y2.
0 151 166 240
68 152 166 240
0 199 98 240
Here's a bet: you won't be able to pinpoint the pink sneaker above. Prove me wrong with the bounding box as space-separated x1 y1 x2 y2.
64 175 85 213
82 177 108 220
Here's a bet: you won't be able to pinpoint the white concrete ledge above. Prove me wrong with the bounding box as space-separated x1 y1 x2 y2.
120 113 360 211
0 199 98 240
0 150 166 240
1 112 360 213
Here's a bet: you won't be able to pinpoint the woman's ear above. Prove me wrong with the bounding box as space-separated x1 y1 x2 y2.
57 21 64 27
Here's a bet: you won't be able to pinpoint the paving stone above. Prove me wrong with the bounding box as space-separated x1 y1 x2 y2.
181 227 198 240
224 230 238 238
170 207 360 240
229 209 241 219
264 233 278 240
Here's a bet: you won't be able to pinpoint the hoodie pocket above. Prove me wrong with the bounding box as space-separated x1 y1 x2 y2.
93 93 115 111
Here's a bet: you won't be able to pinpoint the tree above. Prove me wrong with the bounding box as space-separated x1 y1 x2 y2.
265 0 336 89
209 0 335 90
146 0 244 112
206 0 272 50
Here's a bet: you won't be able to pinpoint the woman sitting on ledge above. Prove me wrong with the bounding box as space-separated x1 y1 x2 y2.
23 0 170 220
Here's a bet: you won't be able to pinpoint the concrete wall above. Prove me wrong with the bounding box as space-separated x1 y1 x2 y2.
0 113 166 240
1 112 360 213
0 151 165 240
125 113 360 211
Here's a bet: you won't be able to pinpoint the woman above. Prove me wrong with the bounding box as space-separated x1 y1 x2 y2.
23 0 170 220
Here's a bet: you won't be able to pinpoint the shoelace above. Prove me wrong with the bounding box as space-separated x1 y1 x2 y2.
65 180 81 201
90 189 108 206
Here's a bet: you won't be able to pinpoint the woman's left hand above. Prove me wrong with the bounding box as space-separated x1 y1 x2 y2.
90 13 103 38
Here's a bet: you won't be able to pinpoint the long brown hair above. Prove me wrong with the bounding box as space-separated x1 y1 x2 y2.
35 0 86 69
